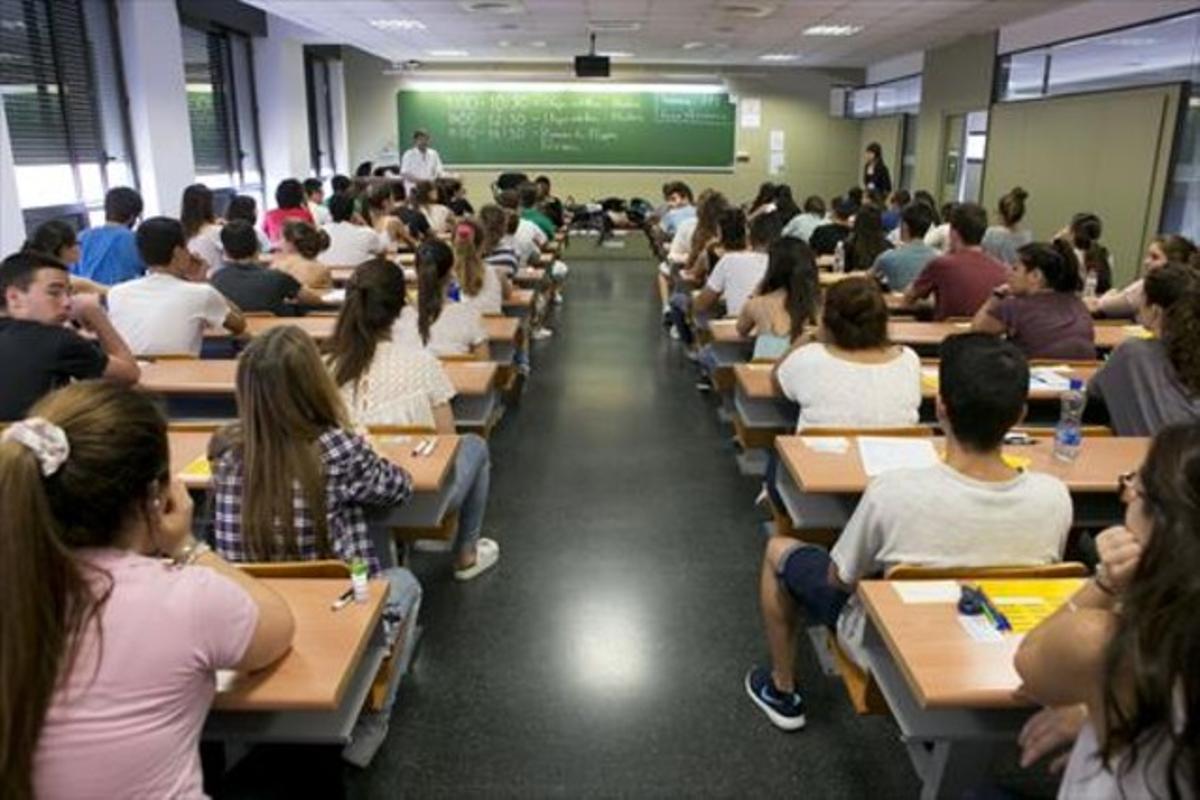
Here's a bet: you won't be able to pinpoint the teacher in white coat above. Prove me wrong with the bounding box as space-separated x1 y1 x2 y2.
399 129 445 194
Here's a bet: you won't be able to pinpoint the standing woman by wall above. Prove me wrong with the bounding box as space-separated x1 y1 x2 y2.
863 142 892 196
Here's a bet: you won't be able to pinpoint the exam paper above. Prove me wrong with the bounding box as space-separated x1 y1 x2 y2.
801 436 850 454
322 289 346 304
893 580 960 604
857 437 938 477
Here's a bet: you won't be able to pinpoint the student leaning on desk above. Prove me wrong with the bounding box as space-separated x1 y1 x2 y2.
0 381 294 800
747 333 1072 732
1015 423 1199 798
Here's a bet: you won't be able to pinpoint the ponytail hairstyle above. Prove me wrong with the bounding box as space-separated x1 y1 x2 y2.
416 239 455 345
749 182 777 214
1070 212 1109 277
0 382 168 799
283 221 331 260
1016 240 1083 294
478 204 509 253
1100 423 1200 797
235 326 349 562
325 258 406 388
998 186 1028 227
687 190 729 272
180 183 215 240
848 204 890 268
452 219 485 297
1150 263 1200 397
758 237 819 340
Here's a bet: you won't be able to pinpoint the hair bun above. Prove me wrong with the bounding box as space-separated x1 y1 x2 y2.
1011 187 1028 200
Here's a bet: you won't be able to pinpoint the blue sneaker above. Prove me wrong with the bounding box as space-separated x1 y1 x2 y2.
745 666 806 731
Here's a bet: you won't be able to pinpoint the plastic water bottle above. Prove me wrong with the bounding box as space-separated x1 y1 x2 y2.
350 559 370 604
833 240 846 273
1053 379 1086 462
1083 270 1098 300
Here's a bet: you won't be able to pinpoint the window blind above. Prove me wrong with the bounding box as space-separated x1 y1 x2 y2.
182 23 234 175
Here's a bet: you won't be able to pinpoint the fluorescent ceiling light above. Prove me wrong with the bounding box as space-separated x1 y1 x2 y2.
759 53 799 61
529 40 547 47
370 19 426 31
599 51 634 58
429 49 469 57
682 41 707 50
803 24 862 37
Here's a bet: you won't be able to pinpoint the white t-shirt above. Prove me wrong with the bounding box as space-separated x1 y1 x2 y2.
831 462 1072 668
320 221 387 266
705 251 769 317
512 218 547 267
338 339 456 430
107 271 232 356
308 201 332 227
392 303 486 357
187 224 223 276
925 222 952 253
399 147 444 193
464 264 504 316
776 343 922 432
668 217 698 264
422 204 452 235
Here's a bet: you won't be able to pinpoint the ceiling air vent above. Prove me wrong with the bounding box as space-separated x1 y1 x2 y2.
720 3 776 19
459 1 523 14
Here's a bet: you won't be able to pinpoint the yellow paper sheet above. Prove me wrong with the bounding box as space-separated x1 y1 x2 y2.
180 455 211 479
973 579 1085 633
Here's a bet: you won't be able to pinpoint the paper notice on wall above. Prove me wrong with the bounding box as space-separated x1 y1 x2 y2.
740 98 762 128
768 151 785 176
769 129 785 152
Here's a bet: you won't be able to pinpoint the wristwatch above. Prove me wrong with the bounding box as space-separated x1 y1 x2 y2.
172 538 211 567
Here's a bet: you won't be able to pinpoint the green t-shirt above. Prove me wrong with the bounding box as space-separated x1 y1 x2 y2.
521 208 556 238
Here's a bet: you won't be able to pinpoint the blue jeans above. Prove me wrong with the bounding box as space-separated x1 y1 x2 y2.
447 433 490 555
778 545 850 630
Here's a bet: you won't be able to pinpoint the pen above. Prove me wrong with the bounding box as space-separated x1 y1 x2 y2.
330 587 354 611
421 438 437 457
411 438 430 457
974 585 1013 631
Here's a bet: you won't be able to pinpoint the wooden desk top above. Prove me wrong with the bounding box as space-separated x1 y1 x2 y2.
777 434 1148 494
859 579 1082 709
209 314 518 346
709 320 748 344
213 577 387 711
170 430 459 493
483 315 520 343
733 361 1099 402
503 288 535 309
141 358 496 398
515 267 545 284
889 320 1147 351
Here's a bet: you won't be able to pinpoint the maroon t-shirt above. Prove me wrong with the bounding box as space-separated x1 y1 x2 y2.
990 292 1096 361
909 250 1010 320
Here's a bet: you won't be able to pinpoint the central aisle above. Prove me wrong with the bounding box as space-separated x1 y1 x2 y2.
350 240 918 797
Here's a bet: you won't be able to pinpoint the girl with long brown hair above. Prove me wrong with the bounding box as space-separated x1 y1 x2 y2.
453 218 508 315
393 239 488 357
179 183 224 275
1090 234 1197 318
210 324 423 765
0 381 293 799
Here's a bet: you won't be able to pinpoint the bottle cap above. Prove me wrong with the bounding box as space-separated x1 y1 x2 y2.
1069 378 1084 390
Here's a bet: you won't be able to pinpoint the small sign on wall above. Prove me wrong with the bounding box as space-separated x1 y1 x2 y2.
740 98 762 128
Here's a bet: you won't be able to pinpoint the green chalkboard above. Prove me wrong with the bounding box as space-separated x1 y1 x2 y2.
396 89 735 169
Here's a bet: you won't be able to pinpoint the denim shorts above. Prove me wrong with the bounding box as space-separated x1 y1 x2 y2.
778 545 850 630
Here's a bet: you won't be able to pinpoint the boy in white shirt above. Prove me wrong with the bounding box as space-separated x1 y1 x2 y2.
746 333 1072 731
695 210 771 319
304 178 331 226
319 194 389 266
108 217 245 357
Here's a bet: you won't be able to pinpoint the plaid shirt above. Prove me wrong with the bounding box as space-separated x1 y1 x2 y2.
212 428 411 575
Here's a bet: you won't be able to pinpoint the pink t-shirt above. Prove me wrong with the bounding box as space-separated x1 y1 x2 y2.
263 206 315 244
35 549 258 800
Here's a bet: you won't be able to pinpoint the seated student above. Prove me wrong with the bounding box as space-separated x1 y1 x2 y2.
211 221 323 315
1059 212 1113 295
454 219 508 316
880 189 909 233
781 195 826 244
807 196 854 257
381 184 428 245
274 221 333 291
842 204 893 271
209 325 421 765
412 180 453 236
694 208 770 320
748 333 1071 730
321 193 390 266
1088 262 1200 435
737 237 819 361
747 182 778 219
180 183 224 276
871 201 938 291
518 181 556 239
972 240 1096 361
439 177 474 217
23 221 104 297
326 258 499 575
225 194 272 254
262 179 315 244
394 240 488 358
330 174 351 197
1088 234 1197 318
498 188 548 268
904 202 1010 320
75 186 144 285
534 174 565 229
659 189 722 322
304 178 331 226
3 380 293 799
0 251 139 419
981 186 1032 266
108 217 245 356
658 181 696 240
1015 424 1199 798
773 276 921 431
479 204 520 279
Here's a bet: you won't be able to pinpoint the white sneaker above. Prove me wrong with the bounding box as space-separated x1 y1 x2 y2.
669 327 680 340
532 327 554 340
454 538 500 581
554 294 565 305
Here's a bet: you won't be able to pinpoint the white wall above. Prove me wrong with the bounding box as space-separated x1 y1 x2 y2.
866 52 924 86
254 16 312 199
999 0 1198 54
0 103 25 254
116 0 195 217
328 60 350 176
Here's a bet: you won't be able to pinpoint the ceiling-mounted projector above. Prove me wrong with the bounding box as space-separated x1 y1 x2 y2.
574 33 610 78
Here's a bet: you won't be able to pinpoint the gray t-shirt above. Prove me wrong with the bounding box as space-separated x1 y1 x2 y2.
1089 338 1200 436
872 241 939 291
981 226 1033 266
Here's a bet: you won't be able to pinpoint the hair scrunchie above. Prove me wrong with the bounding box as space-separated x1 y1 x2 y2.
454 222 473 242
2 417 70 477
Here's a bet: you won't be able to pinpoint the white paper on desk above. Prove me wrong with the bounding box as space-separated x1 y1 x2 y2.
321 289 346 304
893 580 960 604
857 437 938 477
1029 367 1072 391
801 436 849 454
958 615 1004 643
